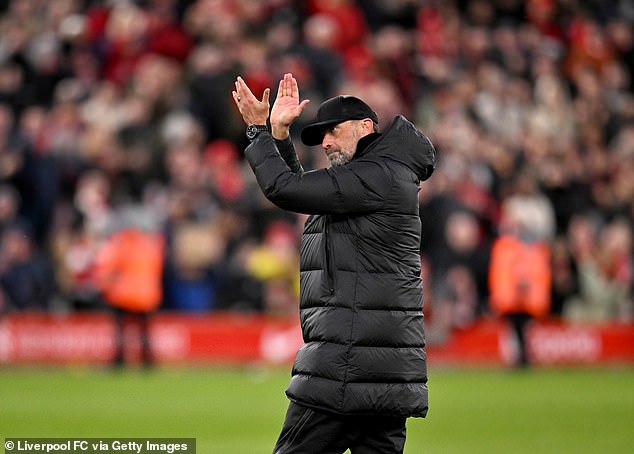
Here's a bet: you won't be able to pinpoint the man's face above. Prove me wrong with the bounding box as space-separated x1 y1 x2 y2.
321 119 370 167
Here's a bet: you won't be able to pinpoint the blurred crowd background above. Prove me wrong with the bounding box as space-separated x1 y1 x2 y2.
0 0 632 340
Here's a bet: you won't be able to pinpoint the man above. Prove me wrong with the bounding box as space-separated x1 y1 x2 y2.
233 73 436 453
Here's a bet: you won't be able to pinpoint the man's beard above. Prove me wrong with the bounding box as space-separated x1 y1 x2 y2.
328 147 354 167
328 153 350 167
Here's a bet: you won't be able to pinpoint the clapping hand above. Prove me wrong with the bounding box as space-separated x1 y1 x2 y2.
233 73 309 140
232 76 270 126
269 73 310 139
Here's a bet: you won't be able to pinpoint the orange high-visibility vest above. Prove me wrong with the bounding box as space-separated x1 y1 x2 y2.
94 228 165 313
488 235 551 318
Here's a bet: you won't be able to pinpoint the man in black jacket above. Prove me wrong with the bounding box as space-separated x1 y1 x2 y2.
233 73 436 454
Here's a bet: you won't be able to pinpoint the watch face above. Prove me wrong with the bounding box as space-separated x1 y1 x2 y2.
246 125 265 140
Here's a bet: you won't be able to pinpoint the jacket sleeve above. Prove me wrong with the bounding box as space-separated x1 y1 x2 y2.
246 133 391 215
274 136 303 173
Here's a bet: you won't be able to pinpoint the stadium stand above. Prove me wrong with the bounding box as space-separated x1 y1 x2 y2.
0 0 632 365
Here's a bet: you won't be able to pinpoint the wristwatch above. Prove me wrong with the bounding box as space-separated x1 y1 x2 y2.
246 124 269 141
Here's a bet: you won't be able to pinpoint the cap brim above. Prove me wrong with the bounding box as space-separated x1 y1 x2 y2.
300 119 344 146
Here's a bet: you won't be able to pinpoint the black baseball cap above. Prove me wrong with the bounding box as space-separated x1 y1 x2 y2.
300 95 378 146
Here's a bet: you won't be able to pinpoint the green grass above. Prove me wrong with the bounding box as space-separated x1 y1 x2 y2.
1 366 633 453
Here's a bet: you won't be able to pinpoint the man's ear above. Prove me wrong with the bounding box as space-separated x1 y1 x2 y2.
361 118 374 135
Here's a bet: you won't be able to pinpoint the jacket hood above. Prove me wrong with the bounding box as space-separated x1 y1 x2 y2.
358 115 436 181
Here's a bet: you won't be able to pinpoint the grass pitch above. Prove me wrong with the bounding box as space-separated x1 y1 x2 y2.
1 366 633 453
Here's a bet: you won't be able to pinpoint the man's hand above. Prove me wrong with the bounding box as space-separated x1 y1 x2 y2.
233 76 270 126
270 73 310 139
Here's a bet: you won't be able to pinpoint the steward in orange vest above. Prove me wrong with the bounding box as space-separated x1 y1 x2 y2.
489 233 552 367
93 226 165 367
94 228 165 313
489 234 551 318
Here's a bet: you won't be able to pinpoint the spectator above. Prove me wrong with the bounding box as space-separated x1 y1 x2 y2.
162 217 226 312
564 215 633 323
420 183 491 342
0 184 21 235
0 221 56 312
242 220 300 315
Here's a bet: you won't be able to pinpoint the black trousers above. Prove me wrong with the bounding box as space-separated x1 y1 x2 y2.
273 401 407 454
508 311 532 367
112 308 152 367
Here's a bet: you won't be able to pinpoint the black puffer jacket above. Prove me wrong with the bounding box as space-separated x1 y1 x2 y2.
245 115 436 417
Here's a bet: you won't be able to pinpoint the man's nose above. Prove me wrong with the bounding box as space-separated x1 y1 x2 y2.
322 134 333 149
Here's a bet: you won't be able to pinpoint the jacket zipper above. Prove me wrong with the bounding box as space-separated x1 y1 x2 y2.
324 216 335 295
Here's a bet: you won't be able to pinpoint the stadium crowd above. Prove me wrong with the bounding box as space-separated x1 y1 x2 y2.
0 0 632 337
